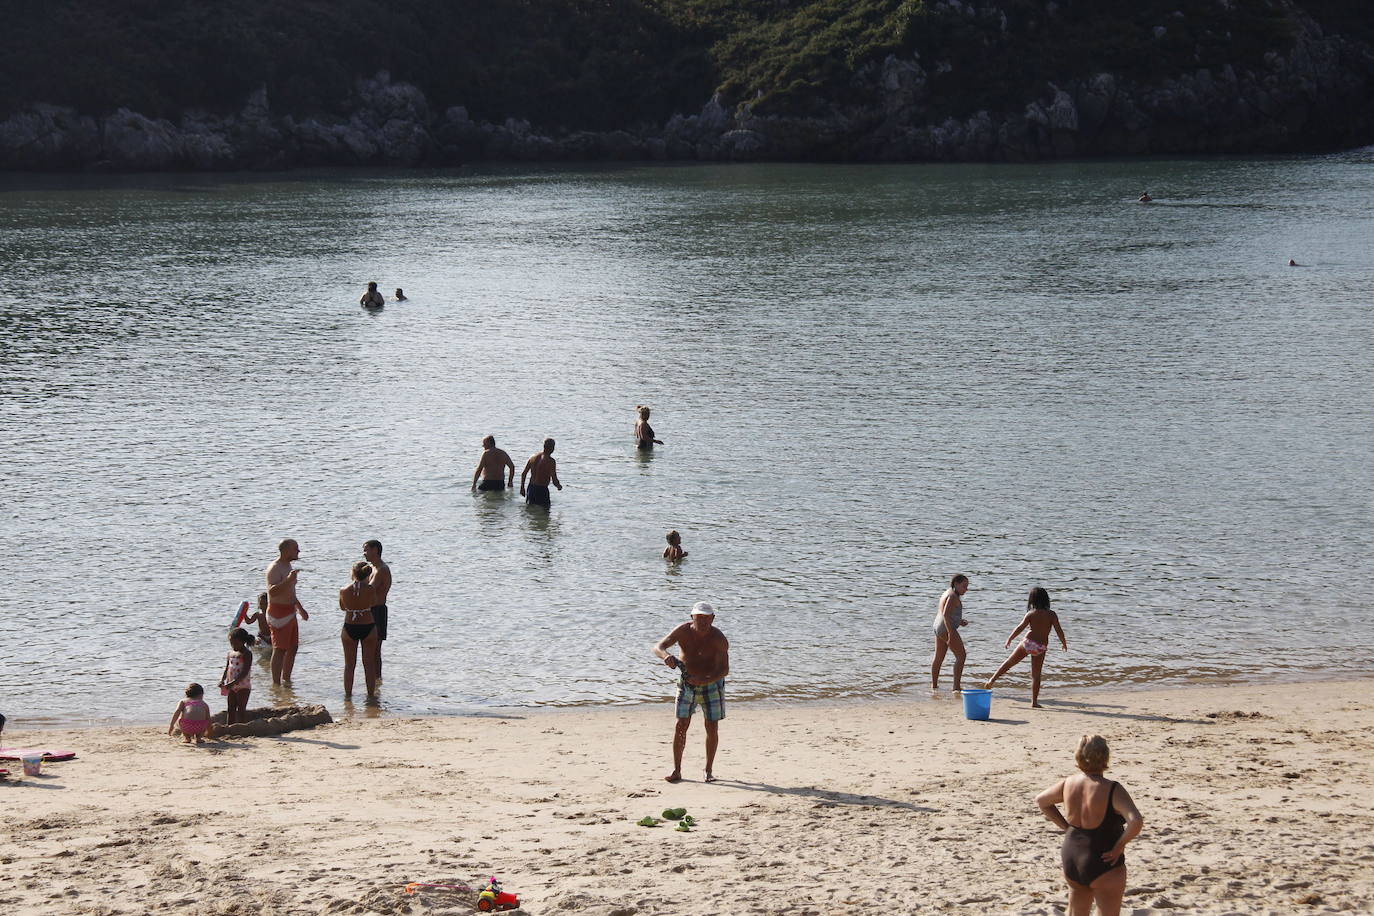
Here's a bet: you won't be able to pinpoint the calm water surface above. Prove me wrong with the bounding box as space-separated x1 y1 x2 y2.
1 156 1372 727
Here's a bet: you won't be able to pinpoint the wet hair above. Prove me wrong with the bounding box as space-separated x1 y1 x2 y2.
637 405 651 418
543 438 556 452
483 435 496 448
185 683 205 699
364 539 382 556
1028 587 1051 612
353 561 373 581
367 281 378 290
666 530 681 545
229 627 256 648
1076 735 1111 773
950 574 969 588
394 288 404 295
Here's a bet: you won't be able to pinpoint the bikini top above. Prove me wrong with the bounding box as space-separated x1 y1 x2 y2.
1071 781 1124 840
344 584 370 620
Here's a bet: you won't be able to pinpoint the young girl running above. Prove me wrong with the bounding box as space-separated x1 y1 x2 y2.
168 683 212 743
985 587 1068 707
218 628 255 725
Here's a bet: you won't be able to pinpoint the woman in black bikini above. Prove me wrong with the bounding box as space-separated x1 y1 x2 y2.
338 561 380 699
1036 735 1144 916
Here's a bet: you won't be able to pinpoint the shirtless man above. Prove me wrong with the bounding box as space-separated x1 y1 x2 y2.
265 539 310 685
363 540 392 683
520 438 563 508
472 435 516 492
360 282 385 308
654 601 730 783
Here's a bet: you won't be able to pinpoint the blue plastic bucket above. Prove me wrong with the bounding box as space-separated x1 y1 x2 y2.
961 689 992 721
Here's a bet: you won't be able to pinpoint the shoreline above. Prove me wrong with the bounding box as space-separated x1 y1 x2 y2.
4 679 1372 914
12 667 1374 732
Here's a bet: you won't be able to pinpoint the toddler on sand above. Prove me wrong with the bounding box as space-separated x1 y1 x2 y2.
168 683 212 743
985 587 1068 707
664 530 688 561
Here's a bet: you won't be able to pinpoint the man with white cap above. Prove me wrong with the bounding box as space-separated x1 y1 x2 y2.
654 600 730 783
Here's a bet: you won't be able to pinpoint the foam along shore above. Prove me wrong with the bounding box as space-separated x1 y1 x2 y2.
2 680 1371 915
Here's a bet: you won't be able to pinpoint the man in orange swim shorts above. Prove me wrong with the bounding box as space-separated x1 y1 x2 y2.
265 538 309 685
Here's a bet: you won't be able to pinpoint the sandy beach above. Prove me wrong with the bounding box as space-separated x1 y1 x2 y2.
3 679 1372 915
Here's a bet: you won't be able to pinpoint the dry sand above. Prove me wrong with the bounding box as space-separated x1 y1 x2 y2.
2 679 1372 915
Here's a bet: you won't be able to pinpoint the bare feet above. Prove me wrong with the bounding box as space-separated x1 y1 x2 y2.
1032 702 1043 708
664 772 682 783
704 772 717 783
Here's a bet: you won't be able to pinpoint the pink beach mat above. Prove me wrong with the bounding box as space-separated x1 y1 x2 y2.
0 748 77 762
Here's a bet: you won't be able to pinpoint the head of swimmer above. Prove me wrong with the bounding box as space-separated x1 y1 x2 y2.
1075 734 1110 774
1027 587 1050 612
483 434 496 449
950 573 969 595
666 530 681 546
257 591 268 611
637 405 651 419
367 281 378 291
352 560 372 582
278 538 300 562
543 437 556 454
185 683 205 699
228 627 256 650
362 539 382 564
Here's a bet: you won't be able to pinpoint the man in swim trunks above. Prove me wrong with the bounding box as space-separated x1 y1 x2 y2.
363 539 392 684
472 435 516 492
520 438 562 508
266 539 309 685
654 601 730 784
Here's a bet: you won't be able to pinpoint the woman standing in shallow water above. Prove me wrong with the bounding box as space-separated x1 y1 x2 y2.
1036 735 1144 916
338 561 380 699
931 574 970 691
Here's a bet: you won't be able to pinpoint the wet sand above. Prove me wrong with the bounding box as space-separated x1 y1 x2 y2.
2 679 1372 915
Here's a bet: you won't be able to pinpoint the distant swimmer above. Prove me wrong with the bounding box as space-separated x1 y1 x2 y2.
472 435 516 492
520 438 563 508
394 288 408 301
1288 259 1300 267
360 282 385 308
1138 192 1152 202
664 530 688 562
635 405 663 450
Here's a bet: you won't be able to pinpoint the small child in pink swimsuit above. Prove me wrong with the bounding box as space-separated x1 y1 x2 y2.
984 587 1068 707
168 683 212 744
218 628 256 725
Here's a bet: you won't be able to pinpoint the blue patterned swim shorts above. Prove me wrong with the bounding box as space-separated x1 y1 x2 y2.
676 676 725 722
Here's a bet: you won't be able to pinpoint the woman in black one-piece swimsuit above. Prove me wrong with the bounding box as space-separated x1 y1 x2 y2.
1036 735 1144 916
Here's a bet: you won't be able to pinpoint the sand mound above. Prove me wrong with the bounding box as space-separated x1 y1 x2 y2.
210 704 332 737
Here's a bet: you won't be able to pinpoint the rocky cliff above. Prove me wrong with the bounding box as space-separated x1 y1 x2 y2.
1 0 1371 170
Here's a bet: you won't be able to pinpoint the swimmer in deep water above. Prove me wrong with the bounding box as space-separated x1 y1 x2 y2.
394 288 407 301
520 438 562 508
635 405 663 449
664 530 688 561
472 434 516 492
360 282 385 308
1138 192 1152 202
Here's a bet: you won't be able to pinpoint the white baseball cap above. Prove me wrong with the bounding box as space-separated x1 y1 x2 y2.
691 601 717 617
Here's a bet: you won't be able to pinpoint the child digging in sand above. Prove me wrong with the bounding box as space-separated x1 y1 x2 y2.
985 587 1067 707
168 683 212 743
664 530 688 561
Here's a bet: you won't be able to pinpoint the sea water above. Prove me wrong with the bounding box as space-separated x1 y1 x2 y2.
1 156 1371 726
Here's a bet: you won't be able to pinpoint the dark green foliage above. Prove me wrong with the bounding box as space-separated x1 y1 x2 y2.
0 0 712 128
0 0 1355 129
